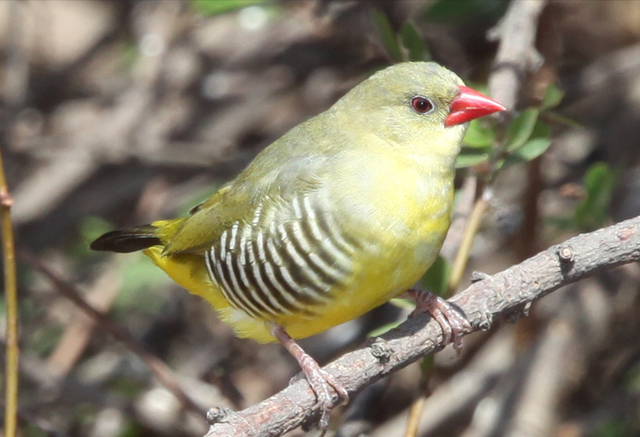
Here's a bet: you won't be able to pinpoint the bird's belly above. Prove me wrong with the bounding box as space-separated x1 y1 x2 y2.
277 211 451 339
202 211 450 343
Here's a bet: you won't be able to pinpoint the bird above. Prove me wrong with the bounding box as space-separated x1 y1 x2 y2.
91 61 505 432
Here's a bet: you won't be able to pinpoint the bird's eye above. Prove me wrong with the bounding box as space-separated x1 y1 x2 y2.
411 97 434 114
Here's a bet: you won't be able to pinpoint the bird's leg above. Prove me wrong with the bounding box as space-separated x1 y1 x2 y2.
406 289 471 351
271 325 349 432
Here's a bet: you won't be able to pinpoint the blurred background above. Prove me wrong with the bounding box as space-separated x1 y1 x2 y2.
3 1 640 436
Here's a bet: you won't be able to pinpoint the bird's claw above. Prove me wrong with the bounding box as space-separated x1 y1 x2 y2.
272 325 348 434
299 365 349 433
308 373 332 430
408 289 471 352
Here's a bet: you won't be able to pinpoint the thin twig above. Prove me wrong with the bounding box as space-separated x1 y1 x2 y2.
1 143 19 437
45 261 121 377
18 249 209 423
403 395 427 437
447 189 492 296
2 2 26 436
204 215 640 437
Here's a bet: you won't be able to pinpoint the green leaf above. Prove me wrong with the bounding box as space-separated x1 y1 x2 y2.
427 0 477 20
420 355 434 372
368 320 403 337
399 22 430 62
594 418 628 437
501 119 552 169
515 137 552 161
505 108 540 152
191 0 267 16
426 0 505 22
541 83 564 110
574 163 619 231
456 146 490 168
371 9 402 62
420 255 451 296
389 298 416 310
501 137 552 169
463 119 496 148
531 118 551 140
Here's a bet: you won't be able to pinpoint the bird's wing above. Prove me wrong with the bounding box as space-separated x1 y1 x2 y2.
162 152 331 255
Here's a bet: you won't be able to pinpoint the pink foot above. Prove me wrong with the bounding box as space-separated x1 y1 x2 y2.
407 289 471 351
272 325 349 434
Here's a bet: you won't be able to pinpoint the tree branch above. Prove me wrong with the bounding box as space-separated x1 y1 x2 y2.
203 216 640 437
1 127 19 437
488 0 546 111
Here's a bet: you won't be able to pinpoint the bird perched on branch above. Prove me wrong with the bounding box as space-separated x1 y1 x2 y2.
91 62 505 432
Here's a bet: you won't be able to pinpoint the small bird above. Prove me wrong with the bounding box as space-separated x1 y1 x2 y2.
91 62 505 431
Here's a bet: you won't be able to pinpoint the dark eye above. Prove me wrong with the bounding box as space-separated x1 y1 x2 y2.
411 96 434 114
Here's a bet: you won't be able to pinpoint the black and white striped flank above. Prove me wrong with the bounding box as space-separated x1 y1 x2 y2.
204 195 360 319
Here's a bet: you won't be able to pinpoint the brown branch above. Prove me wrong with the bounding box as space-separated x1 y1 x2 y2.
203 216 640 437
488 0 547 112
45 262 122 377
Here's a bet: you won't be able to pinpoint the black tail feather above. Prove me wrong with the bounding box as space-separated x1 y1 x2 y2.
90 225 161 253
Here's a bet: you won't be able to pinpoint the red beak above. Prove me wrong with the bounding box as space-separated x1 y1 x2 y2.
445 86 506 127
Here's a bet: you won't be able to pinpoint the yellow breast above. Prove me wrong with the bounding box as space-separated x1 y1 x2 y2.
276 157 454 340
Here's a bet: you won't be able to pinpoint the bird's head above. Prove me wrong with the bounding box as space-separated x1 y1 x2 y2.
333 62 505 162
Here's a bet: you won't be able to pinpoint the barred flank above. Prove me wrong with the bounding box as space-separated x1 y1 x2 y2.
204 195 355 319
